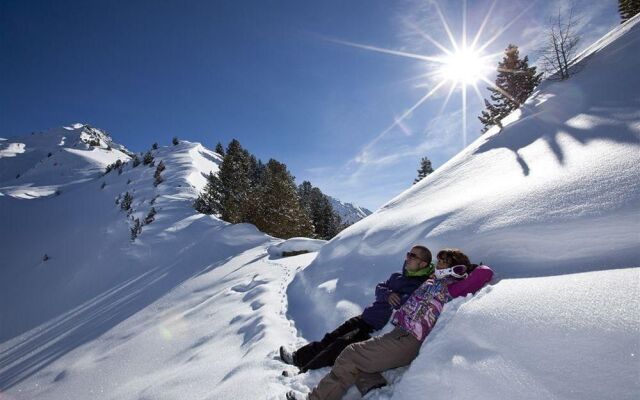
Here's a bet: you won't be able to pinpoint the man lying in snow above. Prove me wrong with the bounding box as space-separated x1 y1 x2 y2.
280 245 434 374
286 249 494 400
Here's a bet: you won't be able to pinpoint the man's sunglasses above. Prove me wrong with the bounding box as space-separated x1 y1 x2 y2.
406 252 428 262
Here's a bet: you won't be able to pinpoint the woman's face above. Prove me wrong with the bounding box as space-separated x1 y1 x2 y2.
436 258 449 270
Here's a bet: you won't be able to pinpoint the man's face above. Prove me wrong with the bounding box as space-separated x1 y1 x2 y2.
405 247 427 272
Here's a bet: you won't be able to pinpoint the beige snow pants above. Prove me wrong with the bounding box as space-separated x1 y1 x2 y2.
308 327 421 400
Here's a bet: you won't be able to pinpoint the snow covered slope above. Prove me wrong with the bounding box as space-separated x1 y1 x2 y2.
0 124 131 199
286 15 640 399
1 15 639 400
328 196 372 225
0 129 317 399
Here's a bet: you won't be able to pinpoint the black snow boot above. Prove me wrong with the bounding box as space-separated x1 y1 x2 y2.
279 346 295 365
286 390 307 400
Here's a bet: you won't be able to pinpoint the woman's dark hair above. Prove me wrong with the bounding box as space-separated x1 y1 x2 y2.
437 249 471 268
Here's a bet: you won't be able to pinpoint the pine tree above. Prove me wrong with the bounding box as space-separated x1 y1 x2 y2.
297 181 341 239
215 142 225 156
193 172 225 215
414 157 434 184
253 159 313 239
121 192 133 212
130 218 142 241
153 161 166 186
152 142 159 150
218 139 253 223
248 155 266 186
619 0 640 22
478 44 542 133
132 155 141 167
297 181 314 221
172 137 179 146
143 151 154 165
144 207 157 224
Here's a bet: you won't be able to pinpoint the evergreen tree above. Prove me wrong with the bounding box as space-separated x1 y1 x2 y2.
143 151 154 165
121 192 133 212
218 139 253 223
153 161 166 186
297 181 341 239
193 172 225 215
172 136 179 146
215 142 225 156
297 181 314 220
253 159 313 239
619 0 640 22
130 218 142 241
152 142 159 150
144 207 157 224
414 157 434 184
132 154 141 167
248 155 266 186
478 44 542 133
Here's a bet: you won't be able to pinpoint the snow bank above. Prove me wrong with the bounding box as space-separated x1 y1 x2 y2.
268 237 327 258
392 268 640 400
289 13 640 338
286 16 640 400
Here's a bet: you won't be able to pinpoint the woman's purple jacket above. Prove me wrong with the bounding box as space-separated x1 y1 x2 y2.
361 266 429 330
361 265 494 331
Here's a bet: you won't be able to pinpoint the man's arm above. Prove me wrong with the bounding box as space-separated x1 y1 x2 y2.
374 272 400 302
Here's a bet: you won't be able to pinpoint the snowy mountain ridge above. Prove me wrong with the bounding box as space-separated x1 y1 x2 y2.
327 195 372 225
0 124 131 199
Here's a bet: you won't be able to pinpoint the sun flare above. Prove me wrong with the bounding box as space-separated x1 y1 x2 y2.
437 47 491 86
334 0 535 148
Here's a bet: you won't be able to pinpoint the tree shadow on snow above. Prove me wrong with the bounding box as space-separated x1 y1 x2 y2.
475 78 640 176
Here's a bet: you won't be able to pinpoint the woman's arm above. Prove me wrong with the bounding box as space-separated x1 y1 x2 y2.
448 265 493 298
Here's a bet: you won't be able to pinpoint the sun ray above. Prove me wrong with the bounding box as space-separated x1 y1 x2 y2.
480 76 518 105
438 81 458 115
432 1 460 52
406 21 453 56
462 85 468 146
378 80 448 138
477 0 540 53
327 38 443 63
340 1 533 165
462 0 467 49
471 0 498 49
471 82 485 104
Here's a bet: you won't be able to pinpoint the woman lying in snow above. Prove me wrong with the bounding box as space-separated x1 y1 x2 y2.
286 249 493 400
280 245 434 373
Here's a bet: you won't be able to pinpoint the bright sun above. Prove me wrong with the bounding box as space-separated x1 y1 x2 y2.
438 47 490 85
332 0 532 147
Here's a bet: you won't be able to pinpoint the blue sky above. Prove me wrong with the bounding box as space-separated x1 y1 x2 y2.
0 0 620 209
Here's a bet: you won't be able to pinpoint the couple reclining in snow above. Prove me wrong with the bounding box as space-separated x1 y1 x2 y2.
281 245 493 400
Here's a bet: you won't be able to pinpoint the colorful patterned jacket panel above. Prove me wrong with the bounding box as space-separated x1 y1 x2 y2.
391 278 452 341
